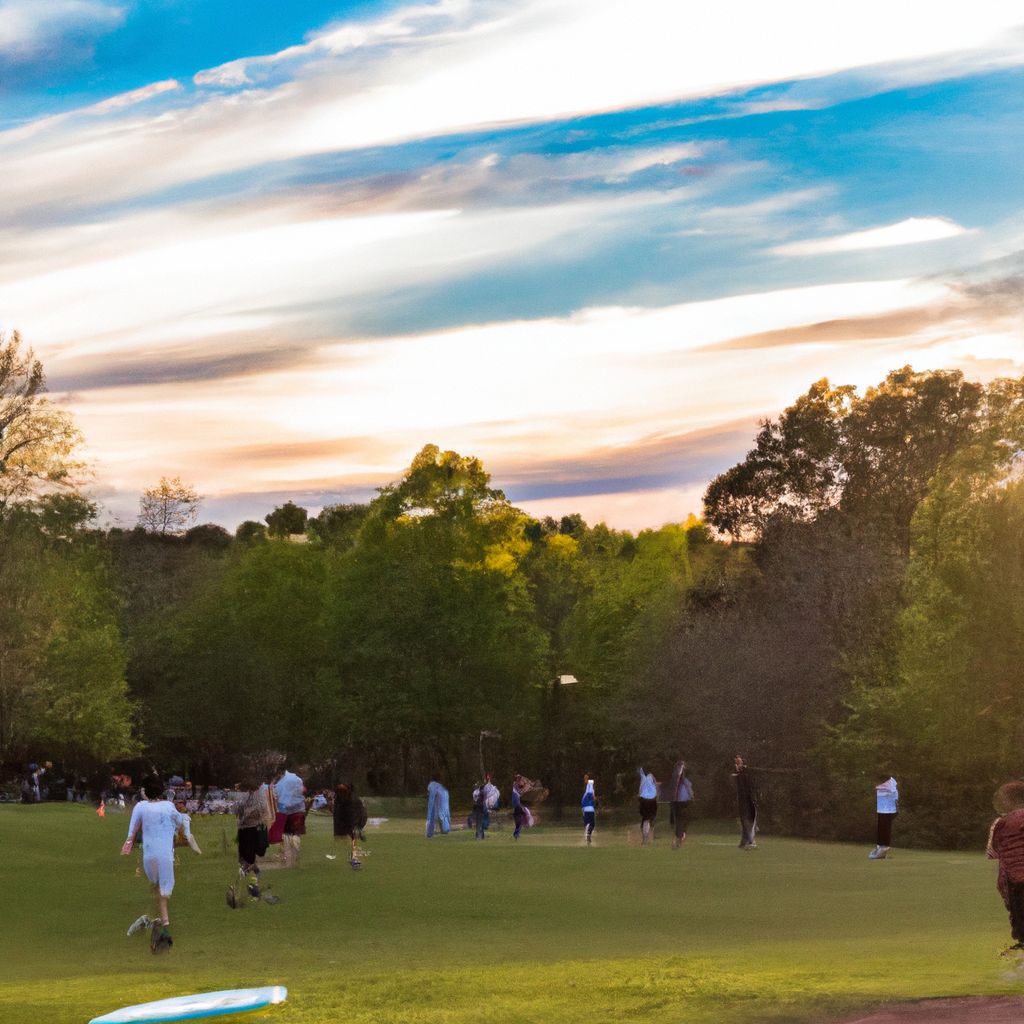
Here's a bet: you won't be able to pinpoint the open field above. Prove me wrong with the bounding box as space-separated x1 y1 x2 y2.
2 804 1020 1024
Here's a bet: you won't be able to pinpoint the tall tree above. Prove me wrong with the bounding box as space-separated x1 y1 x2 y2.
0 331 83 510
137 476 201 534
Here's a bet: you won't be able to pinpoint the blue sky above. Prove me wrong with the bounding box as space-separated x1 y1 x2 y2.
1 0 1022 528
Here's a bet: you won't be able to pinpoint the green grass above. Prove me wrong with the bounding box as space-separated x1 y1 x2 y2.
1 804 1020 1024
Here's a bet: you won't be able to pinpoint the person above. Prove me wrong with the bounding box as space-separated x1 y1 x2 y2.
333 783 366 868
472 774 500 839
510 778 525 840
581 774 596 846
24 761 52 803
425 775 451 837
733 755 757 849
234 774 275 895
669 760 694 849
637 767 659 845
310 790 329 811
987 781 1024 954
869 775 899 859
272 764 306 868
122 777 201 953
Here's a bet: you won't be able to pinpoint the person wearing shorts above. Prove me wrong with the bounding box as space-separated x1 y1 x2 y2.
638 767 659 845
273 765 306 867
122 777 200 952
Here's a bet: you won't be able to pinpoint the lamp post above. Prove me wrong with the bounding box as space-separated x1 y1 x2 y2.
550 674 578 821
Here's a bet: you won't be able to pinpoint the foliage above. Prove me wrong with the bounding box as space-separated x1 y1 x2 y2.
0 331 84 508
137 476 201 534
265 500 308 537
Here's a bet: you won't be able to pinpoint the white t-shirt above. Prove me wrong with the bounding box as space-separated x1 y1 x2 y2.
274 771 305 814
127 800 190 854
875 777 898 814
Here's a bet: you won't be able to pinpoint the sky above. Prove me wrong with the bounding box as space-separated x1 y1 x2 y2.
1 0 1023 531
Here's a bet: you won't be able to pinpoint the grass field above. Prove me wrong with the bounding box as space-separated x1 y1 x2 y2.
2 804 1020 1024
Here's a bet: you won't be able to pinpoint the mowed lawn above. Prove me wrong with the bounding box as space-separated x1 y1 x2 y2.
1 804 1019 1024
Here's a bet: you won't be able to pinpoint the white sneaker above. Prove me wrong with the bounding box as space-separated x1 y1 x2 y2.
126 914 151 937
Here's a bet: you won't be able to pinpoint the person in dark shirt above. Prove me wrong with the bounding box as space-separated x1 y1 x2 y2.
732 755 757 849
333 783 366 868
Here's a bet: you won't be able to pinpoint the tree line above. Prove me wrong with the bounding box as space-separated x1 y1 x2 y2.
1 330 1021 846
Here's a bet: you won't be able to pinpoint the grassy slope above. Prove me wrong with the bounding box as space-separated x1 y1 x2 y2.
1 805 1019 1024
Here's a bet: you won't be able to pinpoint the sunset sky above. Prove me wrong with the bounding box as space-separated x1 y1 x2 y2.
2 0 1023 530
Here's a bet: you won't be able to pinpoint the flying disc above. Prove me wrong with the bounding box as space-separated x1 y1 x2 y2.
89 986 287 1023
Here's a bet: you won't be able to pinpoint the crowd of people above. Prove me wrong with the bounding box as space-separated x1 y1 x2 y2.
15 749 1014 958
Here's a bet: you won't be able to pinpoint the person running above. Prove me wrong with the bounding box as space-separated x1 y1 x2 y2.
637 767 659 845
581 774 597 846
987 781 1024 954
332 783 366 868
272 764 306 868
425 775 450 837
869 775 899 859
122 777 200 953
234 773 275 900
733 755 757 849
669 760 694 849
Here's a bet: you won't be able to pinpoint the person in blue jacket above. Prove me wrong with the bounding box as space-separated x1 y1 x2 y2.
425 774 451 837
581 774 596 845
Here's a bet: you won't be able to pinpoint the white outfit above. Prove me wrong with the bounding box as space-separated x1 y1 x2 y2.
875 777 899 814
126 800 191 896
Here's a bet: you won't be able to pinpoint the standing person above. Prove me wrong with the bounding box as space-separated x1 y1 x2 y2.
510 778 525 840
25 761 52 803
472 774 500 839
426 775 450 837
581 775 596 846
987 781 1024 954
669 760 694 849
272 764 306 868
332 783 365 868
733 755 757 849
122 777 201 953
869 775 899 859
637 767 659 846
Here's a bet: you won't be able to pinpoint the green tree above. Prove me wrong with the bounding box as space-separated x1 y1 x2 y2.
0 331 83 509
265 501 308 537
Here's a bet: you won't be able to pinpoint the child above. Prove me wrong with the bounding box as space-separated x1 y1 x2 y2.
638 767 659 846
122 777 200 953
232 775 275 905
581 774 596 846
669 760 693 849
987 780 1024 954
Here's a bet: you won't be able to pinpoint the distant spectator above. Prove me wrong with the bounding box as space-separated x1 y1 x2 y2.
426 775 450 837
732 755 757 850
869 775 899 860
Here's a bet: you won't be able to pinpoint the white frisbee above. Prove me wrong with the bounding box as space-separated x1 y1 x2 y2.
89 986 287 1023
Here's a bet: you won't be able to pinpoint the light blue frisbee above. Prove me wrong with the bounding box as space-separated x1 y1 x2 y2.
89 986 287 1023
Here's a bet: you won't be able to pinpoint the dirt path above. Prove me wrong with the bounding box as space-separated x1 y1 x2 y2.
843 997 1024 1024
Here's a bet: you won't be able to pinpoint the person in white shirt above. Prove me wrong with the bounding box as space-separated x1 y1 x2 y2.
869 776 899 859
122 777 200 952
273 765 307 867
638 767 659 845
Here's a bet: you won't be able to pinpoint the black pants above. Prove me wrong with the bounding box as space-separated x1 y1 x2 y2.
670 801 691 838
1007 880 1024 943
876 812 896 847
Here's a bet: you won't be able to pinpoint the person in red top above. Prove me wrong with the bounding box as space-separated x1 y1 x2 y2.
987 780 1024 954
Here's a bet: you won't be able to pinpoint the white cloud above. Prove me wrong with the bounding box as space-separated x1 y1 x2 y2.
773 217 973 256
0 0 124 58
4 1 1024 218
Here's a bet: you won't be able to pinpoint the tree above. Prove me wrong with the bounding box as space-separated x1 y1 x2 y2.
703 368 1022 549
307 503 369 548
137 477 200 534
235 520 268 544
265 501 308 537
0 330 84 510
